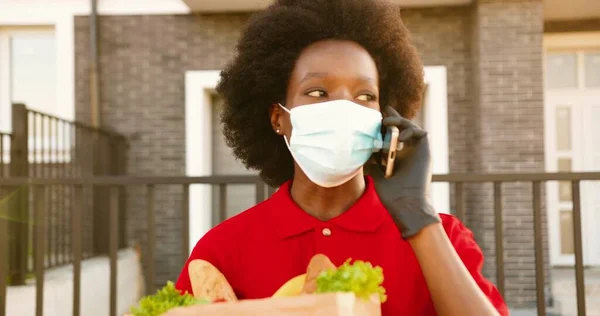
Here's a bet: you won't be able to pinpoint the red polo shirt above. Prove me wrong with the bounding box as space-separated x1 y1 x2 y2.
175 177 508 315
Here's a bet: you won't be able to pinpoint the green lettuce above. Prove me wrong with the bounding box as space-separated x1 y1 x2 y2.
316 259 387 303
131 281 209 316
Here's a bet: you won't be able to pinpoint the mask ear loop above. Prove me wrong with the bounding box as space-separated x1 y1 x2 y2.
277 103 291 143
278 103 291 114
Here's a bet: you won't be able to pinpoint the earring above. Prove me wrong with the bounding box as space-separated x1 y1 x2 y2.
276 129 280 134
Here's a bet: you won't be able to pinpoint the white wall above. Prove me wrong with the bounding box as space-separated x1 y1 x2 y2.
6 248 144 316
184 70 220 255
423 66 450 215
0 0 191 124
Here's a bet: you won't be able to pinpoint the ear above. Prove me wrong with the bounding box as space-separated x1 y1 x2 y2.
269 103 283 135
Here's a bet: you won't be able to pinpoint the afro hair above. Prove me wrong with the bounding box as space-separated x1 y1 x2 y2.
216 0 424 187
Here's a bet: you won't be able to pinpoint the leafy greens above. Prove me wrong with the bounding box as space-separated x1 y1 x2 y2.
316 259 387 303
130 281 209 316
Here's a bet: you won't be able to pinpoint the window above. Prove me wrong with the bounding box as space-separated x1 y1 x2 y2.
0 27 56 131
584 52 600 88
546 53 578 89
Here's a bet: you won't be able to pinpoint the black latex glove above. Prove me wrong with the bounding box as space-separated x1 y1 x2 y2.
366 106 441 239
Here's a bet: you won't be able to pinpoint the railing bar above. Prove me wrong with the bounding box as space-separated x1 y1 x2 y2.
219 184 227 225
32 114 36 177
72 125 78 177
43 116 48 180
255 181 266 204
50 119 57 266
34 186 47 316
75 127 83 258
41 116 50 268
532 181 546 316
31 115 37 272
28 114 32 177
182 184 190 265
433 172 600 182
0 176 325 185
571 180 587 316
27 111 48 120
2 173 600 186
70 120 121 138
146 185 156 295
92 130 98 177
210 185 220 228
63 121 69 263
67 124 75 260
59 121 65 265
109 187 119 316
53 119 61 265
0 203 8 316
37 114 42 178
493 182 505 298
25 109 82 130
455 182 465 222
89 130 95 259
72 185 83 316
51 119 57 268
27 111 32 178
0 134 4 177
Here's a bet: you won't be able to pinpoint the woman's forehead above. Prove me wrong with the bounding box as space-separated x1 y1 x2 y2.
291 40 379 84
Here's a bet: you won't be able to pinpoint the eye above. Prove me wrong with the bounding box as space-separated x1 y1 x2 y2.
306 89 327 97
356 93 377 101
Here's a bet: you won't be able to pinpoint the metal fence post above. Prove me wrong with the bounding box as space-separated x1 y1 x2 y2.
115 137 127 248
8 103 29 285
92 130 109 255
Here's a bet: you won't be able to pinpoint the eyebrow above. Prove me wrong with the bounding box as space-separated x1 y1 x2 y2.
359 75 377 83
300 72 377 84
300 72 328 84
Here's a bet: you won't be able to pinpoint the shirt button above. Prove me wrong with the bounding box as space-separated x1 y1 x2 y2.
322 228 332 237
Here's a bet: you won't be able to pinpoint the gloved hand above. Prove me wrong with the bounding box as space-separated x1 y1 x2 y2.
365 106 441 239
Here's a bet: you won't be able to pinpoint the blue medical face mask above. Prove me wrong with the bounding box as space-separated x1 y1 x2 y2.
279 100 383 188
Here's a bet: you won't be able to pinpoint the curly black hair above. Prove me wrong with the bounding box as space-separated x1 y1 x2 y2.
216 0 424 187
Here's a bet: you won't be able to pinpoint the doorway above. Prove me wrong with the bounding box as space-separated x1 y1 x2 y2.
544 46 600 266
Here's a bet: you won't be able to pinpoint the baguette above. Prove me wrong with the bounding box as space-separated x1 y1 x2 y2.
188 259 238 302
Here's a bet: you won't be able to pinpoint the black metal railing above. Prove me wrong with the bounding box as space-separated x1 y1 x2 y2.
436 172 599 316
0 175 267 316
0 172 598 316
1 104 128 286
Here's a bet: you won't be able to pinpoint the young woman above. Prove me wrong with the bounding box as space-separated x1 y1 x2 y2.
175 0 508 315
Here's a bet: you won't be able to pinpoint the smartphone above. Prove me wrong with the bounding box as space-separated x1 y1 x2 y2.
382 126 400 178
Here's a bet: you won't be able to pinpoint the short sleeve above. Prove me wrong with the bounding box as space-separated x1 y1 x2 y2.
441 214 509 316
174 234 218 295
174 225 234 296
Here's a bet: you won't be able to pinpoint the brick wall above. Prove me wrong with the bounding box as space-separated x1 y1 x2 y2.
401 7 474 175
470 0 548 307
403 2 548 307
75 14 249 288
74 3 548 307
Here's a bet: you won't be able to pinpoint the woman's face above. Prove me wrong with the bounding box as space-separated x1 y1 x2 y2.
270 39 380 139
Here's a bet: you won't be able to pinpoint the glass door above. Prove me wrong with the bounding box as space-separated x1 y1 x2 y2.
545 50 600 266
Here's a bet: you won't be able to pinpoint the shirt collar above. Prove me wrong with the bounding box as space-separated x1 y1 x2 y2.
269 176 387 239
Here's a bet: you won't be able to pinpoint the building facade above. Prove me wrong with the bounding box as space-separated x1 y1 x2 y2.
1 0 599 310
